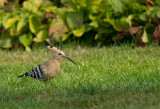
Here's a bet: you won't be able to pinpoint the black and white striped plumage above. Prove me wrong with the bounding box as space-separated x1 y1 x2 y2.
18 65 44 81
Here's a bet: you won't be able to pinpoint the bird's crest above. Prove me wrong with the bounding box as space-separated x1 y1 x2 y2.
46 46 65 55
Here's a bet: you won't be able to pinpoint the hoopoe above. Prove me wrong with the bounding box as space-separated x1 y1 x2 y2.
18 46 76 82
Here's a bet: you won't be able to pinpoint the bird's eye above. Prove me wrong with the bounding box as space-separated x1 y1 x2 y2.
58 53 61 55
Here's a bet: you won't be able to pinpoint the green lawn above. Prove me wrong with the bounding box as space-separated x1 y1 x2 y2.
0 46 160 109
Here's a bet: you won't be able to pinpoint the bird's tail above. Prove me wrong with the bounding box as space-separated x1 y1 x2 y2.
17 73 28 77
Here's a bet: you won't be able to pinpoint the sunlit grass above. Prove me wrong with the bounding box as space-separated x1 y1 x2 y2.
0 46 160 108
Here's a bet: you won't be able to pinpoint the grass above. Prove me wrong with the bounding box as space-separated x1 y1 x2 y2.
0 46 160 109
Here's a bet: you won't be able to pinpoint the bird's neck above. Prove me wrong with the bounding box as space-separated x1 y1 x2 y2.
52 57 61 62
49 58 61 68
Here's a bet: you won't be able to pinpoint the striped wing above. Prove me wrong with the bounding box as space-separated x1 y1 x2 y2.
27 65 44 81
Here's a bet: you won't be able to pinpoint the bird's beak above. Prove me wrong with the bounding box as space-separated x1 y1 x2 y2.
63 56 76 65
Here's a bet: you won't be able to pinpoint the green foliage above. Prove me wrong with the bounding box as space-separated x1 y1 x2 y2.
1 0 160 50
29 15 41 35
19 33 33 51
34 29 48 42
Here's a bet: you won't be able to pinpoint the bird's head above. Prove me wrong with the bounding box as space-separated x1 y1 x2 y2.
46 46 76 65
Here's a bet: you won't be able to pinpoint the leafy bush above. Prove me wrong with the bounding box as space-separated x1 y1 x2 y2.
1 0 160 50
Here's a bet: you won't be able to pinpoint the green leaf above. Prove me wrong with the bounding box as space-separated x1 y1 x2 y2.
33 29 48 42
23 0 43 13
142 27 148 43
90 20 99 28
66 12 83 29
84 24 92 32
62 34 70 41
0 37 12 48
89 15 96 20
49 19 68 37
109 0 123 12
37 30 48 40
19 34 33 46
73 26 85 37
67 0 78 11
5 16 19 29
139 12 148 21
95 33 102 40
55 35 62 42
151 7 160 18
126 15 133 27
79 0 87 7
2 13 9 25
104 17 129 31
17 17 27 32
157 10 160 18
88 0 107 13
39 25 49 30
25 46 31 52
29 15 41 35
10 28 20 36
41 6 57 13
119 17 130 28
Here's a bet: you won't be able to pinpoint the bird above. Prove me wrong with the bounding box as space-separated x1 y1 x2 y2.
18 46 76 82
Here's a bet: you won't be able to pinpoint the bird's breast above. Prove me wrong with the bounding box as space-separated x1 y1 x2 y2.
48 60 60 78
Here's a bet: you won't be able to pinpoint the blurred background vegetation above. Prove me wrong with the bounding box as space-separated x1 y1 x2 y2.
0 0 160 51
